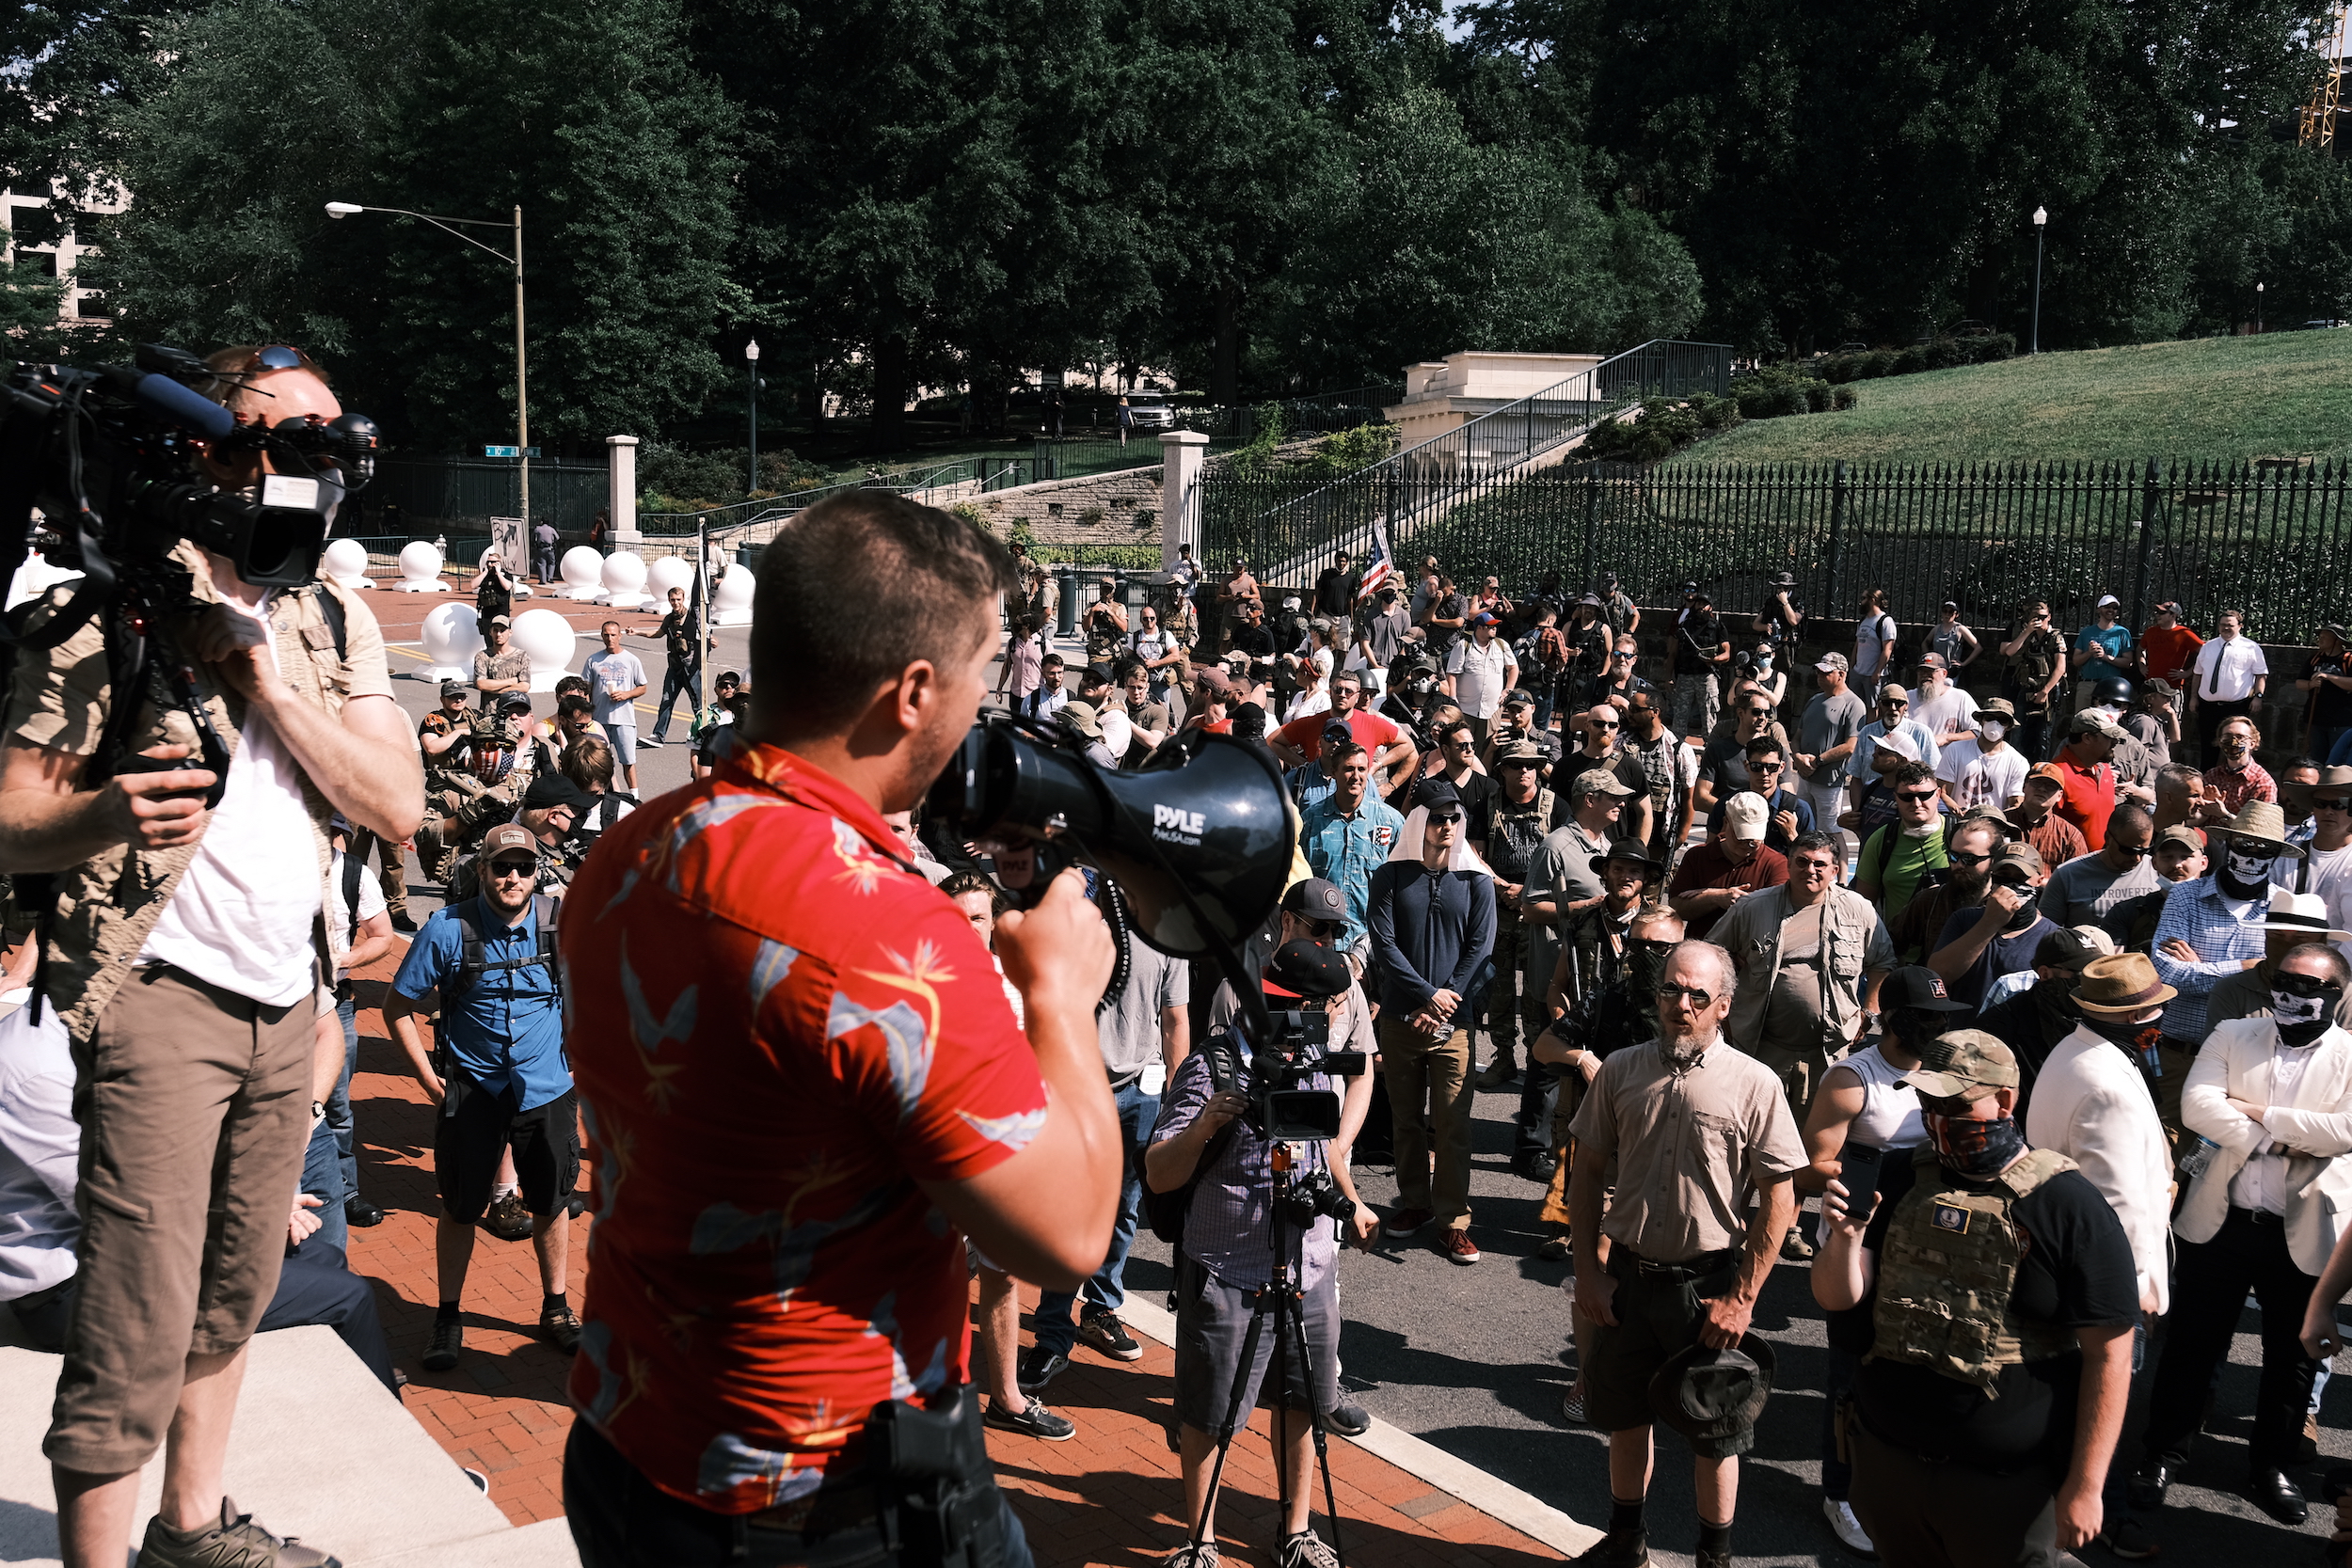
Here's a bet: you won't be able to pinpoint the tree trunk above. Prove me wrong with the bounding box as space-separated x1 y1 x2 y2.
869 334 912 451
1211 280 1241 406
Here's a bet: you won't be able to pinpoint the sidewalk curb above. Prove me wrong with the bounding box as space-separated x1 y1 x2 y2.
1118 1298 1602 1559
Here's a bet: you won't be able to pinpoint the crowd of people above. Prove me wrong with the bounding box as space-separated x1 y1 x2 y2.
977 547 2352 1567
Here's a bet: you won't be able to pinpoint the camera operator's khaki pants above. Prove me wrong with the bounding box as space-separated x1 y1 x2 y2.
46 966 311 1475
1377 1015 1474 1230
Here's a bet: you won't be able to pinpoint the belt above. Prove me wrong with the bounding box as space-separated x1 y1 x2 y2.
1108 1065 1145 1091
743 1481 881 1537
1621 1246 1736 1281
2228 1204 2285 1227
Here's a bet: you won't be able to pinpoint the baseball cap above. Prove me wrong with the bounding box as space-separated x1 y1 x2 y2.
1722 792 1769 841
522 773 587 813
1939 599 1959 610
1500 688 1535 709
487 612 511 627
1570 769 1636 800
1470 610 1500 626
1081 662 1115 689
1321 719 1354 744
2155 823 2204 853
1879 965 1970 1014
2096 594 2121 608
439 679 467 700
1816 652 1850 673
1878 683 1910 704
2047 925 2121 972
1869 730 1920 763
1917 652 1947 671
1973 697 2016 721
2025 762 2067 791
1900 1030 2022 1101
1193 667 1233 696
482 823 539 863
1417 779 1464 813
1280 878 1348 925
2070 707 2129 741
1263 937 1352 999
1992 842 2046 879
1495 739 1548 765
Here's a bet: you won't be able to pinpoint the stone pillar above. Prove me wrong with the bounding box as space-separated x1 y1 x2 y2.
1159 430 1210 572
608 435 641 545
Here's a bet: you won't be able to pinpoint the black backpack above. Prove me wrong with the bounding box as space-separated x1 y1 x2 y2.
1140 1033 1246 1247
443 893 564 1011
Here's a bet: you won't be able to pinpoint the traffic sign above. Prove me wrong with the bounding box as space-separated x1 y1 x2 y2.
483 445 541 458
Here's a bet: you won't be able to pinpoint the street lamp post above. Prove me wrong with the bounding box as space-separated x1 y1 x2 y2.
2257 281 2265 335
2030 206 2047 355
745 339 761 495
327 199 530 528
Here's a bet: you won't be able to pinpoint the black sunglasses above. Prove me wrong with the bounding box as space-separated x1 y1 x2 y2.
1949 850 1994 866
1427 810 1466 824
2317 797 2352 812
1589 719 1620 729
1896 789 1939 803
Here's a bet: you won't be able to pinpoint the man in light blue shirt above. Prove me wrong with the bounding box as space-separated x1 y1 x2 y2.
1299 740 1407 958
582 618 648 792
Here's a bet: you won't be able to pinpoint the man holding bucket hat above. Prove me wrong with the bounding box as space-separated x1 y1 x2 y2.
1816 1031 2138 1562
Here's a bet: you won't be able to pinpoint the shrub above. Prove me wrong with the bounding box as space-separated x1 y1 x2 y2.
1893 345 1930 374
1581 394 1742 464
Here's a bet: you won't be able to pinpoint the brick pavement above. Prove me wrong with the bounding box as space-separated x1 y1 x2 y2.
340 947 1570 1562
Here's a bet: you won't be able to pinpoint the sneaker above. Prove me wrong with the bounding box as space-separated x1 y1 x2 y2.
1015 1345 1068 1394
1822 1497 1874 1556
1568 1526 1648 1566
2102 1517 2160 1560
1561 1381 1586 1424
983 1399 1075 1441
389 911 420 935
1160 1544 1218 1568
482 1192 534 1243
421 1315 462 1372
1278 1529 1341 1568
1384 1206 1434 1238
1323 1401 1372 1437
136 1497 341 1568
1436 1227 1480 1265
539 1303 583 1354
1538 1233 1572 1260
1077 1307 1143 1362
643 736 666 748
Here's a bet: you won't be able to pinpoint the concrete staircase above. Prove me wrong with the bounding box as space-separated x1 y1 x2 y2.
0 1318 578 1568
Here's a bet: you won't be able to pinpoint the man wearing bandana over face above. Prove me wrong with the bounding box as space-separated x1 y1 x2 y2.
1815 1031 2138 1565
2132 942 2352 1528
2148 801 2303 1133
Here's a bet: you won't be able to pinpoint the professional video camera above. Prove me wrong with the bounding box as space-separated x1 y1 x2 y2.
1 342 379 629
1198 1005 1367 1145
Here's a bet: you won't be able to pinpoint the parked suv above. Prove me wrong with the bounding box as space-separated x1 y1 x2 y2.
1123 391 1177 430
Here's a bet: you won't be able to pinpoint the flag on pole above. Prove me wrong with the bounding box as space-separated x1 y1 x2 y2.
1354 517 1395 601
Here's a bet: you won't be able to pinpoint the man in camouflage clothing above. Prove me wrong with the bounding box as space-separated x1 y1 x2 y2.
1476 740 1557 1089
472 613 531 698
1081 577 1129 664
1525 902 1678 1215
415 691 538 883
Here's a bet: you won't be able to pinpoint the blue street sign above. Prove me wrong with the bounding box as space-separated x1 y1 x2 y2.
483 445 541 458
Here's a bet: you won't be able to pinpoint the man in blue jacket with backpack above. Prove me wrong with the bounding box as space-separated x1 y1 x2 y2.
386 822 581 1372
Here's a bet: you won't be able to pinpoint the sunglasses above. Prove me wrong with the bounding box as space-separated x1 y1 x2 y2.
1746 706 1772 717
1427 811 1466 825
1881 699 1909 709
1948 850 1994 867
1612 652 1635 660
2112 843 2153 859
1589 719 1620 730
487 862 537 880
1752 759 1784 770
1655 983 1716 1009
2277 969 2337 998
2317 797 2352 812
1896 789 1939 803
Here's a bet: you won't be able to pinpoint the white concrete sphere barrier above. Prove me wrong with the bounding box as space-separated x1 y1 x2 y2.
393 540 448 592
646 554 696 599
419 601 482 682
559 546 605 600
711 562 756 626
512 607 580 691
322 538 372 590
598 550 651 609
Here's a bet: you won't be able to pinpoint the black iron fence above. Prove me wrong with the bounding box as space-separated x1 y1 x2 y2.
371 457 609 531
1203 456 2352 641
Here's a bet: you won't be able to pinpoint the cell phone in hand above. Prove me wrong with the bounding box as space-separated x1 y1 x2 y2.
1837 1142 1883 1224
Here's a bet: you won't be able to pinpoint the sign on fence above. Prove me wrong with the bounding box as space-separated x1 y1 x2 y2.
488 515 526 576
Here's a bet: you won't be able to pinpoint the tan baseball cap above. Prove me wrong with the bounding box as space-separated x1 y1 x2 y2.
1722 792 1770 841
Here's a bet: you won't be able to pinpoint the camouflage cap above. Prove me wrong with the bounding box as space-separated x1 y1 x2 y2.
1899 1029 2021 1101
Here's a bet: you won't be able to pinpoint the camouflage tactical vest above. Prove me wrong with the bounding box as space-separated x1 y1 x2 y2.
1867 1145 2079 1392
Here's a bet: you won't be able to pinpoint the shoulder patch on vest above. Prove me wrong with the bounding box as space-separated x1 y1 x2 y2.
1931 1203 1971 1234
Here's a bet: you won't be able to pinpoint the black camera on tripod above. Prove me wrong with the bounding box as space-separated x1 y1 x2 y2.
1200 1007 1367 1144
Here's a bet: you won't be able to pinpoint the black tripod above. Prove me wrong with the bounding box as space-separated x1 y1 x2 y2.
1184 1147 1349 1566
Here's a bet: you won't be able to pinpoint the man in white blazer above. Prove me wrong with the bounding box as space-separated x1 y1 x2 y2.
2025 952 2178 1560
2131 940 2352 1527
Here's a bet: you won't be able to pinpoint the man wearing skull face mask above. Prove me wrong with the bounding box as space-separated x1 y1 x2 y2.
2133 941 2352 1526
1815 1032 2137 1563
2147 801 2300 1132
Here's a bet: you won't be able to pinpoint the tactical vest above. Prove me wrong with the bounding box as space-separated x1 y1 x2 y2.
1867 1146 2079 1392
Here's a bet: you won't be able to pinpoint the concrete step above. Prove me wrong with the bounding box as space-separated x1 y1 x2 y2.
0 1322 576 1568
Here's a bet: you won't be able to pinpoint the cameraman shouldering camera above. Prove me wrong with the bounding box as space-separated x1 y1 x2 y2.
561 492 1121 1567
0 345 421 1568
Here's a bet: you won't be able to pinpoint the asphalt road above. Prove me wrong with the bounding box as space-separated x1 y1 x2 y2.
372 616 2352 1565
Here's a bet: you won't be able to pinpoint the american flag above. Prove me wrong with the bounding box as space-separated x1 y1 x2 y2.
1353 517 1395 601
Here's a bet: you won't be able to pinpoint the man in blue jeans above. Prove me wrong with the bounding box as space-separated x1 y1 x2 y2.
1017 935 1189 1394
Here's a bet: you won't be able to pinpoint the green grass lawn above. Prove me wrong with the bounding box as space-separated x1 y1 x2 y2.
1670 329 2352 467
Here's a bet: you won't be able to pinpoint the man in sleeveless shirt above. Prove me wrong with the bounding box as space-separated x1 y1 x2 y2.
1815 1032 2137 1566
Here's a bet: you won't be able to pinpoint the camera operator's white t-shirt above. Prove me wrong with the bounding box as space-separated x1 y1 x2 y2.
138 599 324 1007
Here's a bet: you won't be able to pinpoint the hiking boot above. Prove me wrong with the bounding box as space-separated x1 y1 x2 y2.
136 1497 341 1567
421 1315 462 1371
1513 1148 1560 1183
983 1399 1075 1441
1278 1529 1341 1568
539 1303 583 1355
1436 1227 1481 1265
1077 1307 1143 1362
482 1192 533 1242
1780 1229 1815 1261
1384 1206 1433 1238
1568 1526 1648 1566
1016 1345 1068 1394
389 911 420 935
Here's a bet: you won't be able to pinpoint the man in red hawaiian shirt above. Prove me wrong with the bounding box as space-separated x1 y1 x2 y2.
562 492 1120 1567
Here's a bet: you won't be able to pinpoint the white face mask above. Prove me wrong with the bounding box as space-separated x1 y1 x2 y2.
1979 720 2007 742
2222 846 2273 887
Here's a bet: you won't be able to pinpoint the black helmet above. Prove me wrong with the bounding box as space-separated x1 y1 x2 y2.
2092 676 2133 709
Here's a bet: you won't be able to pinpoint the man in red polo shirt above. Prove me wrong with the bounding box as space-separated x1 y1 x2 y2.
2053 707 2125 850
561 492 1120 1566
1269 668 1419 795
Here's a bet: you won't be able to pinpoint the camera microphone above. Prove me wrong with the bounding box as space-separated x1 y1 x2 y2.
105 368 236 440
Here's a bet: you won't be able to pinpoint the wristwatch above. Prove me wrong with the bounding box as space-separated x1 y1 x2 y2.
310 1100 326 1125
